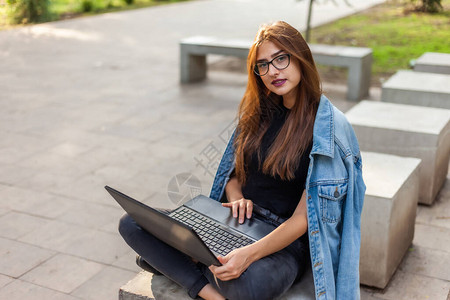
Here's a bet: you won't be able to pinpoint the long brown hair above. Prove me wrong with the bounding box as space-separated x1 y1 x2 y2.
234 21 322 184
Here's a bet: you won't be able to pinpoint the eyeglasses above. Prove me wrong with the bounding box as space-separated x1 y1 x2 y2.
253 53 291 76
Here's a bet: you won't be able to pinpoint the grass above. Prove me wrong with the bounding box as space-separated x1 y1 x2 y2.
51 0 187 18
0 0 188 29
309 0 450 85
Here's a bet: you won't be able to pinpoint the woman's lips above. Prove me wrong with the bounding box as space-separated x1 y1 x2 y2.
272 79 286 87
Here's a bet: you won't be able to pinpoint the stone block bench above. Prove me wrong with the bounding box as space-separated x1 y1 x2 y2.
180 36 372 101
346 100 450 205
414 52 450 75
360 151 421 289
381 70 450 109
120 267 316 300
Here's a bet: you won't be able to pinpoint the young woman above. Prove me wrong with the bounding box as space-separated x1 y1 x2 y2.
119 21 365 300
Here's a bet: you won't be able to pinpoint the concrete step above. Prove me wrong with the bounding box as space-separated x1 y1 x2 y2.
381 70 450 109
346 100 450 205
414 52 450 75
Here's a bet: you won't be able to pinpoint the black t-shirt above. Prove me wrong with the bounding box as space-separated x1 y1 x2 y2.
241 103 312 219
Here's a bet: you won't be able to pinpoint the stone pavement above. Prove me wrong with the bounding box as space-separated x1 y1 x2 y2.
0 0 449 299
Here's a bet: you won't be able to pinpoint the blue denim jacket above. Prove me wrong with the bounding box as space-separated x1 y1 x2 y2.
209 95 366 300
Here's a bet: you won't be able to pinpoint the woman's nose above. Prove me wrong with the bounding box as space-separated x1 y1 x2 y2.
268 63 279 76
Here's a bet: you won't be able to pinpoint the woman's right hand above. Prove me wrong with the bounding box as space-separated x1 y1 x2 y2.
222 198 253 224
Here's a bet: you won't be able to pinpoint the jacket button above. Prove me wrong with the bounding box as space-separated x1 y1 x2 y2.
334 187 339 198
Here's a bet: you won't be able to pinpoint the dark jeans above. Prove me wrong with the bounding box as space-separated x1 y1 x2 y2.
118 213 309 300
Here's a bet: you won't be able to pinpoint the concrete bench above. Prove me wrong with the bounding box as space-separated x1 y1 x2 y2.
360 151 421 289
414 52 450 75
120 267 315 300
180 36 372 101
381 70 450 109
346 100 450 205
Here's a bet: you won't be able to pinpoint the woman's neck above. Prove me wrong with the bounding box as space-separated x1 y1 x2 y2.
282 89 297 109
282 98 294 109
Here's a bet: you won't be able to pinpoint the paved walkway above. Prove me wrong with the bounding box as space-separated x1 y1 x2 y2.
1 0 449 299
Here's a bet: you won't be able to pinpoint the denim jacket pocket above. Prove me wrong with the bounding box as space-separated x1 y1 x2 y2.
319 182 348 223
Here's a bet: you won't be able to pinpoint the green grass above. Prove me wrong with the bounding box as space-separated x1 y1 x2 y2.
0 0 188 29
309 0 450 85
50 0 187 17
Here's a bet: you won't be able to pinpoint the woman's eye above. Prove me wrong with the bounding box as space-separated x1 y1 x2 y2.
258 63 268 69
276 56 287 62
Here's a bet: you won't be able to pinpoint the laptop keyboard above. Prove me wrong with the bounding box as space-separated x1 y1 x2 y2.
170 206 255 256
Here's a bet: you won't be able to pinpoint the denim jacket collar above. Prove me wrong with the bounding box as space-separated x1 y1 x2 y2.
311 95 334 158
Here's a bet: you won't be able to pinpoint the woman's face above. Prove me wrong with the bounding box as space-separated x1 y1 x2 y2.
256 41 301 108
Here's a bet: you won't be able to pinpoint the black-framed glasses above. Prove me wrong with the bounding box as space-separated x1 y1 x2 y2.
253 53 291 76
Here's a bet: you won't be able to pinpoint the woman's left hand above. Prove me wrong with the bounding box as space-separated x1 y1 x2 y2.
209 246 255 281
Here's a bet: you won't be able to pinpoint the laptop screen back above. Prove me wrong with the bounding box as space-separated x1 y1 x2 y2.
105 186 220 266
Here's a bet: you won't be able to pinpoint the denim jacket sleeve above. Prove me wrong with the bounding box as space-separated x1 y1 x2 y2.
334 116 366 299
209 129 236 202
336 150 365 299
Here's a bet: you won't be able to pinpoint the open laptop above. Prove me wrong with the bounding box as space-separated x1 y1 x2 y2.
105 186 276 266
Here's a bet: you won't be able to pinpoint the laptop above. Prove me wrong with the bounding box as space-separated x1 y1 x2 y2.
105 185 276 266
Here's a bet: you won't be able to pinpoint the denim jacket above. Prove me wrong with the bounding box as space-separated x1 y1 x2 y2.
209 95 366 300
